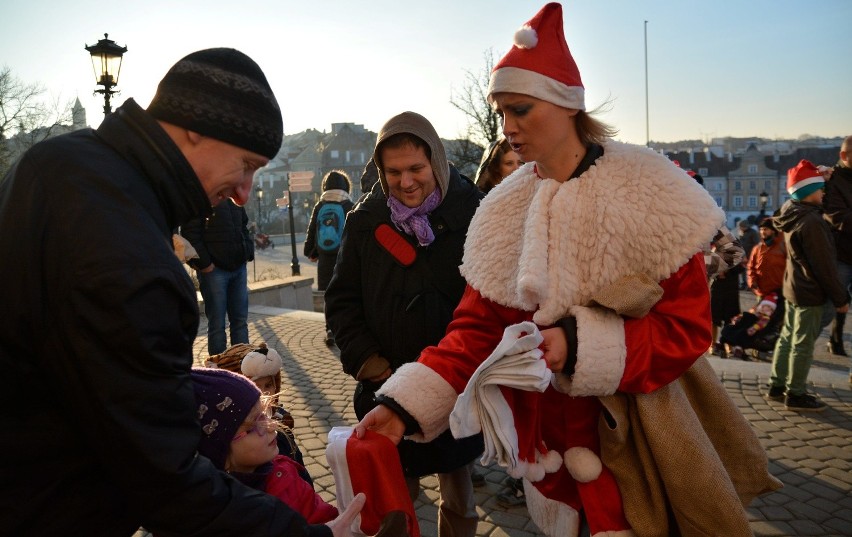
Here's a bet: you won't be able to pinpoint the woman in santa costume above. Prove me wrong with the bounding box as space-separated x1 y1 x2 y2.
357 4 779 536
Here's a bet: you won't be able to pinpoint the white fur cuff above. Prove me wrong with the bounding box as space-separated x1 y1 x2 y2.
376 362 457 442
562 306 626 397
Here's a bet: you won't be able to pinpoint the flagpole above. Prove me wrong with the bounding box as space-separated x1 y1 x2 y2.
644 20 650 148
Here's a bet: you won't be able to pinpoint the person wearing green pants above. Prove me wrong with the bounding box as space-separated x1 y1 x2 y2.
766 160 849 412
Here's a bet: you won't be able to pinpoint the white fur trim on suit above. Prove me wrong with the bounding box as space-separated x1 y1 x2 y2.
563 447 602 483
376 362 457 442
554 305 626 397
460 141 725 327
524 479 581 537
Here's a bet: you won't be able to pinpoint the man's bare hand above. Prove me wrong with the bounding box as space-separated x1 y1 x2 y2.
355 404 405 444
326 492 366 537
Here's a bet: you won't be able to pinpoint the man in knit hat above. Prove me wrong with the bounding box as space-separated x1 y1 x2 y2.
325 111 484 536
766 160 849 411
0 48 362 535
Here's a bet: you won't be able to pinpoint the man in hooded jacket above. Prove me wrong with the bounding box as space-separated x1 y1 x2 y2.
325 111 483 536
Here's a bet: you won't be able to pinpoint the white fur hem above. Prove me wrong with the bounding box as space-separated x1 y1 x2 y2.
524 480 581 537
554 306 626 397
376 362 457 442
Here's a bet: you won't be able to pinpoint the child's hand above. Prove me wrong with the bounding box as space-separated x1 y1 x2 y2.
326 492 366 536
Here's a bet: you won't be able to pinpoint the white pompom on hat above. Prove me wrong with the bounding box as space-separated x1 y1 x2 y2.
488 2 585 111
241 345 283 380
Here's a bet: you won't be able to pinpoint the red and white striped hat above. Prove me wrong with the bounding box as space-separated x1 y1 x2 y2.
787 159 825 200
488 2 585 111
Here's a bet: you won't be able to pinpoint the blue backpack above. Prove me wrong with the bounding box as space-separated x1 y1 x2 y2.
316 202 346 253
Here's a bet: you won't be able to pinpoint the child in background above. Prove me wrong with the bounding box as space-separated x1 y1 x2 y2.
191 368 338 523
720 293 778 359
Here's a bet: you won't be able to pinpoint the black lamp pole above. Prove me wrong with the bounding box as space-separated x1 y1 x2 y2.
255 185 264 232
288 189 300 276
85 33 127 116
758 191 769 222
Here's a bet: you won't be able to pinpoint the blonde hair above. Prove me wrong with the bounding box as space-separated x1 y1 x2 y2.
575 107 619 146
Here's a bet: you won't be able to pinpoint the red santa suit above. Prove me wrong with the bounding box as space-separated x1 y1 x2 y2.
377 140 726 536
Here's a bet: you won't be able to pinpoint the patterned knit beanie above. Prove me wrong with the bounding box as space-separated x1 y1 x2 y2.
148 48 283 159
191 368 261 469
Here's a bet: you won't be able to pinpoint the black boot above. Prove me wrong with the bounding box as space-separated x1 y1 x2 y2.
829 313 847 356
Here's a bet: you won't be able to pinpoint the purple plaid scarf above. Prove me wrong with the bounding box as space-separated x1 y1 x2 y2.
388 187 443 246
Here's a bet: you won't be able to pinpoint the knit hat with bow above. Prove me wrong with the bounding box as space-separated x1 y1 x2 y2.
191 367 261 469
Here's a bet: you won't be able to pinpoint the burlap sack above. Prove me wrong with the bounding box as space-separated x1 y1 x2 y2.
598 357 782 536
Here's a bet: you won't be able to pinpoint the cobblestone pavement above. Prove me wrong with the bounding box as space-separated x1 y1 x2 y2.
192 302 852 537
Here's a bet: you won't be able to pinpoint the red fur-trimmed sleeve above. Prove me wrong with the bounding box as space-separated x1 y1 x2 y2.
620 253 711 393
420 285 532 394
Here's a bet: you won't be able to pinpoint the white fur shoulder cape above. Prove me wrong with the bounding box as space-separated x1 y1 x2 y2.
460 140 725 326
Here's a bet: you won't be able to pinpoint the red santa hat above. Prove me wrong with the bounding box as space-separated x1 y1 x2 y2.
787 159 825 200
327 427 420 537
488 2 585 110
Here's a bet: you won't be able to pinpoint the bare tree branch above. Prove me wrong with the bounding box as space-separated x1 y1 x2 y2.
449 49 501 148
1 66 74 178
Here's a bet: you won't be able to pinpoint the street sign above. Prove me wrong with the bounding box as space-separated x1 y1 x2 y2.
288 171 315 192
276 194 289 208
289 171 314 181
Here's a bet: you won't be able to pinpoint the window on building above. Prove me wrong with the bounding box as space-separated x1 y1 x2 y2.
748 196 757 208
330 150 339 159
734 181 741 190
714 197 723 207
345 150 350 163
748 164 758 173
699 167 708 176
733 196 743 208
765 180 772 190
749 180 756 190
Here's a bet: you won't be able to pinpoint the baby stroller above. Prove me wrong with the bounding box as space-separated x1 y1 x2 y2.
720 294 783 361
254 231 274 250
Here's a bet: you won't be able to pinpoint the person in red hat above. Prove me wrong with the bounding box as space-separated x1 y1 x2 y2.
355 3 779 536
765 160 849 411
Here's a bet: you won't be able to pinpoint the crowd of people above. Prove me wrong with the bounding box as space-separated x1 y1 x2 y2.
1 2 848 536
706 140 851 411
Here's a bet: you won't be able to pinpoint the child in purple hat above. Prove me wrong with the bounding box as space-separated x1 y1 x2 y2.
191 368 338 523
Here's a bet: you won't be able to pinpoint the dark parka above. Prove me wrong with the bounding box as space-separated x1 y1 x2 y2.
325 167 484 476
824 163 852 265
182 198 254 272
0 100 331 537
774 199 848 308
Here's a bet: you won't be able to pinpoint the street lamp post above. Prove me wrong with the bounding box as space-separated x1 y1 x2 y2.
288 189 300 276
85 34 127 116
758 191 769 222
255 185 264 231
254 185 263 282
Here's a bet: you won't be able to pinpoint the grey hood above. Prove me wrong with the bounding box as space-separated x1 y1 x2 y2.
373 111 450 202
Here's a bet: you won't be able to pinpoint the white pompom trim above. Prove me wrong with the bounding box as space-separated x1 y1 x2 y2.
539 449 564 473
563 447 603 483
514 25 538 49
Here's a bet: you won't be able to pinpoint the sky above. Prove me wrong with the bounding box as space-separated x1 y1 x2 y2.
2 0 851 145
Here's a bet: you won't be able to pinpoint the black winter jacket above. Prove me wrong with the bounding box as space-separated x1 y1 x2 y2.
824 164 852 265
183 198 254 272
774 199 848 308
325 167 484 476
0 100 330 537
